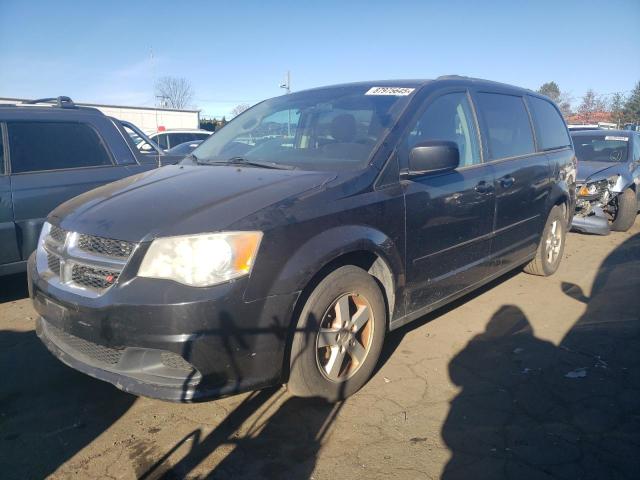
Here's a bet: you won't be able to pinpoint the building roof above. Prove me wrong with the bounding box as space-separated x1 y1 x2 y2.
0 97 200 113
567 111 613 124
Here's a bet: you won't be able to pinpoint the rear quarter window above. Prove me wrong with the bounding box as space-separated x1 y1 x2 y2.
475 93 535 160
8 121 113 173
528 96 571 151
0 128 4 175
155 133 168 149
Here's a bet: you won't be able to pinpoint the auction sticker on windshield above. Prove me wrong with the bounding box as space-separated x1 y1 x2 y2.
605 136 629 141
365 87 415 96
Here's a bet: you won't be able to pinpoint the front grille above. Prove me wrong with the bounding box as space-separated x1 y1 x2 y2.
71 264 120 291
161 352 195 372
49 225 67 244
47 253 61 276
47 323 124 365
40 227 137 297
78 234 134 259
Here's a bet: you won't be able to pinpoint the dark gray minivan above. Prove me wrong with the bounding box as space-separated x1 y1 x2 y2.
30 77 577 402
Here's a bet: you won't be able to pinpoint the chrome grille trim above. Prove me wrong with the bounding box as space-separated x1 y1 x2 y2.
49 225 67 244
78 234 134 259
37 226 137 298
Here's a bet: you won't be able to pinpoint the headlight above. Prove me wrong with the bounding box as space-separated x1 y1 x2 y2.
35 222 52 272
577 179 608 197
138 231 263 287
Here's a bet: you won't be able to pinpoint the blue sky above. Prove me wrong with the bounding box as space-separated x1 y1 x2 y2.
1 0 638 118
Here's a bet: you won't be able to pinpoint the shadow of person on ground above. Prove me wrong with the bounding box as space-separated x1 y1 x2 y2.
0 328 136 479
442 232 640 480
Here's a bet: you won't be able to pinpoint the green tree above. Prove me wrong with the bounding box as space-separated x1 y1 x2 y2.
622 81 640 124
538 82 561 101
537 81 572 118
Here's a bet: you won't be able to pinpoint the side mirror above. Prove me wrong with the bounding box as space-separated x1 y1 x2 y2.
408 140 459 175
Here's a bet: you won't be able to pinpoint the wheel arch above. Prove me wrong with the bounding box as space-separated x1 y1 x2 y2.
276 227 403 382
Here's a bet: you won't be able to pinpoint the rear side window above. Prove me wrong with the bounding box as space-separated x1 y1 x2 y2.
634 135 640 162
528 97 571 150
8 122 112 174
170 132 210 147
476 93 535 160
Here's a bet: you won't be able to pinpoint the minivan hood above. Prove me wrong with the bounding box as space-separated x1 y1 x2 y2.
577 161 622 183
51 165 335 242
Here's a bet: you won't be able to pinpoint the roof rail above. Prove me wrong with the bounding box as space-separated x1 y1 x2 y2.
21 96 77 109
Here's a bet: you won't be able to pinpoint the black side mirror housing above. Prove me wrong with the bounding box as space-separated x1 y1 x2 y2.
407 140 460 176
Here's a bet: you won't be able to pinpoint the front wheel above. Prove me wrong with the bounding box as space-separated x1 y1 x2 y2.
610 188 638 232
524 205 566 276
287 266 386 401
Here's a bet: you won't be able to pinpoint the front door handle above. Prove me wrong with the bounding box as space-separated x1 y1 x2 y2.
499 175 515 189
475 180 493 194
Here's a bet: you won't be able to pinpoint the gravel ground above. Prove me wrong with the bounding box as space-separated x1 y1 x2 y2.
1 218 639 479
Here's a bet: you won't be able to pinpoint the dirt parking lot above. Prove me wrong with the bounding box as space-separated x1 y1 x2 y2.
1 220 639 480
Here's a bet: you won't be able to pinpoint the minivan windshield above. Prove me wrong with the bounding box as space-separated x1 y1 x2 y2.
193 85 416 170
572 134 629 163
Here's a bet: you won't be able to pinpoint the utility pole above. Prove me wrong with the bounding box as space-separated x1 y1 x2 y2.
279 70 291 94
280 71 291 136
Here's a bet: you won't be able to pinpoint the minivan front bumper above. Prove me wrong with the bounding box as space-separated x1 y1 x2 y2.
28 254 299 402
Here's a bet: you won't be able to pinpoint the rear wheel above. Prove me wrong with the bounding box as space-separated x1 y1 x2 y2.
524 205 566 276
610 188 637 232
287 266 386 401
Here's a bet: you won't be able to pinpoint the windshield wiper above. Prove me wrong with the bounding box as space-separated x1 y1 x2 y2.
202 156 296 170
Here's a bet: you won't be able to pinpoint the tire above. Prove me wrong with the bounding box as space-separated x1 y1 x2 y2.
287 265 386 401
610 188 638 232
524 205 566 276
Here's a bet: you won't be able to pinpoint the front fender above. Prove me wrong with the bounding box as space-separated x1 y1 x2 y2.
246 225 404 303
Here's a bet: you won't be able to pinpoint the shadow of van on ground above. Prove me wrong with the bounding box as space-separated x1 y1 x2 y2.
0 273 29 303
442 232 640 479
0 328 136 479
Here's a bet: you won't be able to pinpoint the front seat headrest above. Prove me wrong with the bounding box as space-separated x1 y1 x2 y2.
330 114 357 143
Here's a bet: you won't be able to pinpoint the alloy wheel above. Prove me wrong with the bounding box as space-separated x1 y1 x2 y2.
315 293 374 382
545 219 562 264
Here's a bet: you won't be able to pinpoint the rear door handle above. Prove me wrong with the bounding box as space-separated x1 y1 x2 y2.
499 175 515 189
475 180 493 194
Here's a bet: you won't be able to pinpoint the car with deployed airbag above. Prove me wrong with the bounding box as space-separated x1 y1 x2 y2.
29 77 576 402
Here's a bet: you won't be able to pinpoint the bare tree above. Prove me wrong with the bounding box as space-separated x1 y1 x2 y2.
155 76 194 109
610 92 626 127
231 104 250 117
577 89 608 124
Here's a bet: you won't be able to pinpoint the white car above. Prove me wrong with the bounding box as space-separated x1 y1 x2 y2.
148 129 212 151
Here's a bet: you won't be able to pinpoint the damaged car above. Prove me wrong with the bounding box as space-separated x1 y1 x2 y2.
571 130 640 234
